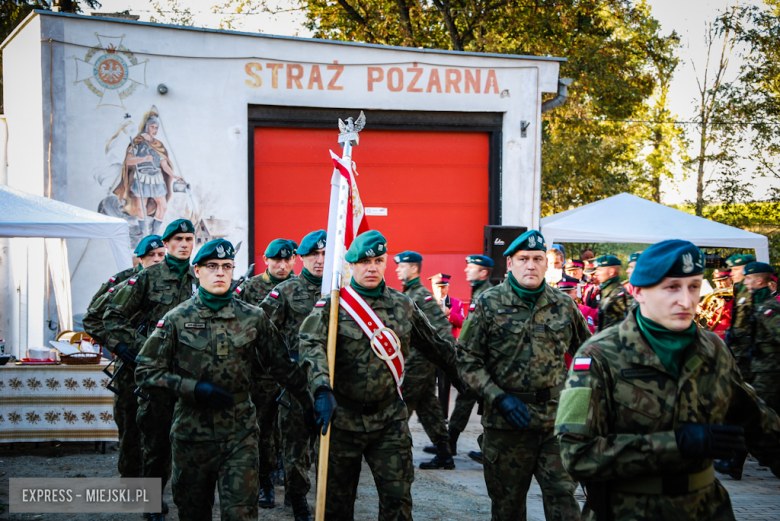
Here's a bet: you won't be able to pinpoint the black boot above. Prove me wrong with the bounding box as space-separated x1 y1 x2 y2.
448 428 461 456
423 444 437 454
291 495 312 521
161 500 168 515
468 450 483 464
259 474 275 509
419 440 455 470
715 453 747 480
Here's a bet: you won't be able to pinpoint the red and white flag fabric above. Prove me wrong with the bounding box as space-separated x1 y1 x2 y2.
322 150 370 294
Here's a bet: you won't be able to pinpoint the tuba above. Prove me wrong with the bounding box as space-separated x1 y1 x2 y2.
696 287 733 330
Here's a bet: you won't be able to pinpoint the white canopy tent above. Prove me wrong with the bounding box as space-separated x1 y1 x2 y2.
0 185 132 351
541 193 770 262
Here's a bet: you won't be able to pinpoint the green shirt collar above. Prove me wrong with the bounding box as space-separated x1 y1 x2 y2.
403 277 421 292
267 269 293 286
301 267 322 287
753 286 771 305
506 272 545 310
636 309 696 380
198 286 233 311
599 276 620 291
350 278 386 299
166 254 190 280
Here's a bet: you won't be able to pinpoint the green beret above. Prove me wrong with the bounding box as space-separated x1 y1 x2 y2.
592 255 622 268
503 230 547 257
744 262 774 276
265 239 298 259
192 239 235 265
630 240 705 287
726 254 756 268
161 219 195 241
345 230 387 263
628 252 642 264
298 230 326 256
466 254 494 267
394 251 423 263
134 235 163 257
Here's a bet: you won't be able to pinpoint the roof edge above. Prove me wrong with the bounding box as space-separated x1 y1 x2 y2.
17 10 566 63
1 10 39 50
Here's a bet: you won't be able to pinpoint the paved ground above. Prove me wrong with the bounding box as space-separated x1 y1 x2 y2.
408 391 780 521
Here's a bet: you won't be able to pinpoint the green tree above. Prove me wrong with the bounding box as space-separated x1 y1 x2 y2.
1 0 100 112
294 0 685 215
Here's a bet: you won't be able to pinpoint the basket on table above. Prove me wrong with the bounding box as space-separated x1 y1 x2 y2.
60 352 102 365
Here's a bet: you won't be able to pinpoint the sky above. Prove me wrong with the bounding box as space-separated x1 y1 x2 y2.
87 0 772 205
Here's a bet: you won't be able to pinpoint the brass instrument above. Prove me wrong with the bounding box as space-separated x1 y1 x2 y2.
696 287 733 330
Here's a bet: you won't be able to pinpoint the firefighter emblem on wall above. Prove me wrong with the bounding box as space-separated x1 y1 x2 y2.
74 34 148 108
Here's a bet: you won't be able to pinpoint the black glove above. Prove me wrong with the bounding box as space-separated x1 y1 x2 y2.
675 423 746 460
114 344 138 365
194 382 234 410
495 393 531 429
313 386 338 436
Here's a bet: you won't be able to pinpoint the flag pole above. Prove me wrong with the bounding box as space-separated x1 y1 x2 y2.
315 113 364 521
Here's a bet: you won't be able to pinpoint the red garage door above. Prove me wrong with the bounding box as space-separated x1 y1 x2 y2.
253 127 489 302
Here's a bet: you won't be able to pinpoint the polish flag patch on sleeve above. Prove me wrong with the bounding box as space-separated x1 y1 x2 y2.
234 286 242 294
108 287 115 293
128 277 137 285
315 299 326 308
109 276 117 283
424 295 433 302
766 309 774 316
573 357 592 371
270 290 280 299
469 303 476 312
156 319 165 328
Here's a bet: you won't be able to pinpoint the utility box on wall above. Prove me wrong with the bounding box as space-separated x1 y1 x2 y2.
484 225 527 284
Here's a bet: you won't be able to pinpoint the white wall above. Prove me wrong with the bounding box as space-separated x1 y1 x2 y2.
2 12 562 344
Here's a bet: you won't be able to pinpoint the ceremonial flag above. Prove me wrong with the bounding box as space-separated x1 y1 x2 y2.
321 150 370 295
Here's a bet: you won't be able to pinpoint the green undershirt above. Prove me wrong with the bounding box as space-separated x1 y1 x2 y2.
507 272 545 310
166 254 190 280
599 276 619 290
350 277 386 299
301 267 323 286
636 310 696 380
268 270 293 285
753 286 771 305
198 287 233 311
403 277 421 292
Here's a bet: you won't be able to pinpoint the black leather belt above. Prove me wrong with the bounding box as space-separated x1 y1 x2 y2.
333 390 399 415
509 382 565 404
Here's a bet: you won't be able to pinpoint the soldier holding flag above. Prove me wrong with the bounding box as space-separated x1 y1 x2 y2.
299 230 462 520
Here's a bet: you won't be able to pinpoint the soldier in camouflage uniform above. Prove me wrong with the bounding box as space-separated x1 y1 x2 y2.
103 219 198 520
300 230 462 520
593 255 635 332
234 237 298 508
744 262 780 413
394 251 457 470
83 235 165 478
556 239 780 521
136 239 314 521
445 254 494 463
714 254 756 480
260 230 326 521
458 230 591 521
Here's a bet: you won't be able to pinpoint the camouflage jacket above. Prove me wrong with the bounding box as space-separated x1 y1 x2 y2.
261 275 321 356
135 294 312 442
457 282 591 431
403 280 456 377
83 277 132 352
470 279 494 304
86 264 140 310
751 293 780 371
299 284 458 432
730 282 754 351
597 278 635 332
235 270 295 306
555 309 780 520
103 259 198 355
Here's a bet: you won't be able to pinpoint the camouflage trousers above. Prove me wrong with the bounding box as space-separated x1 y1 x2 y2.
113 363 142 477
449 388 479 434
402 364 448 445
171 429 259 521
752 353 780 413
136 387 174 491
482 427 580 521
253 375 281 478
279 394 313 497
320 421 414 521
